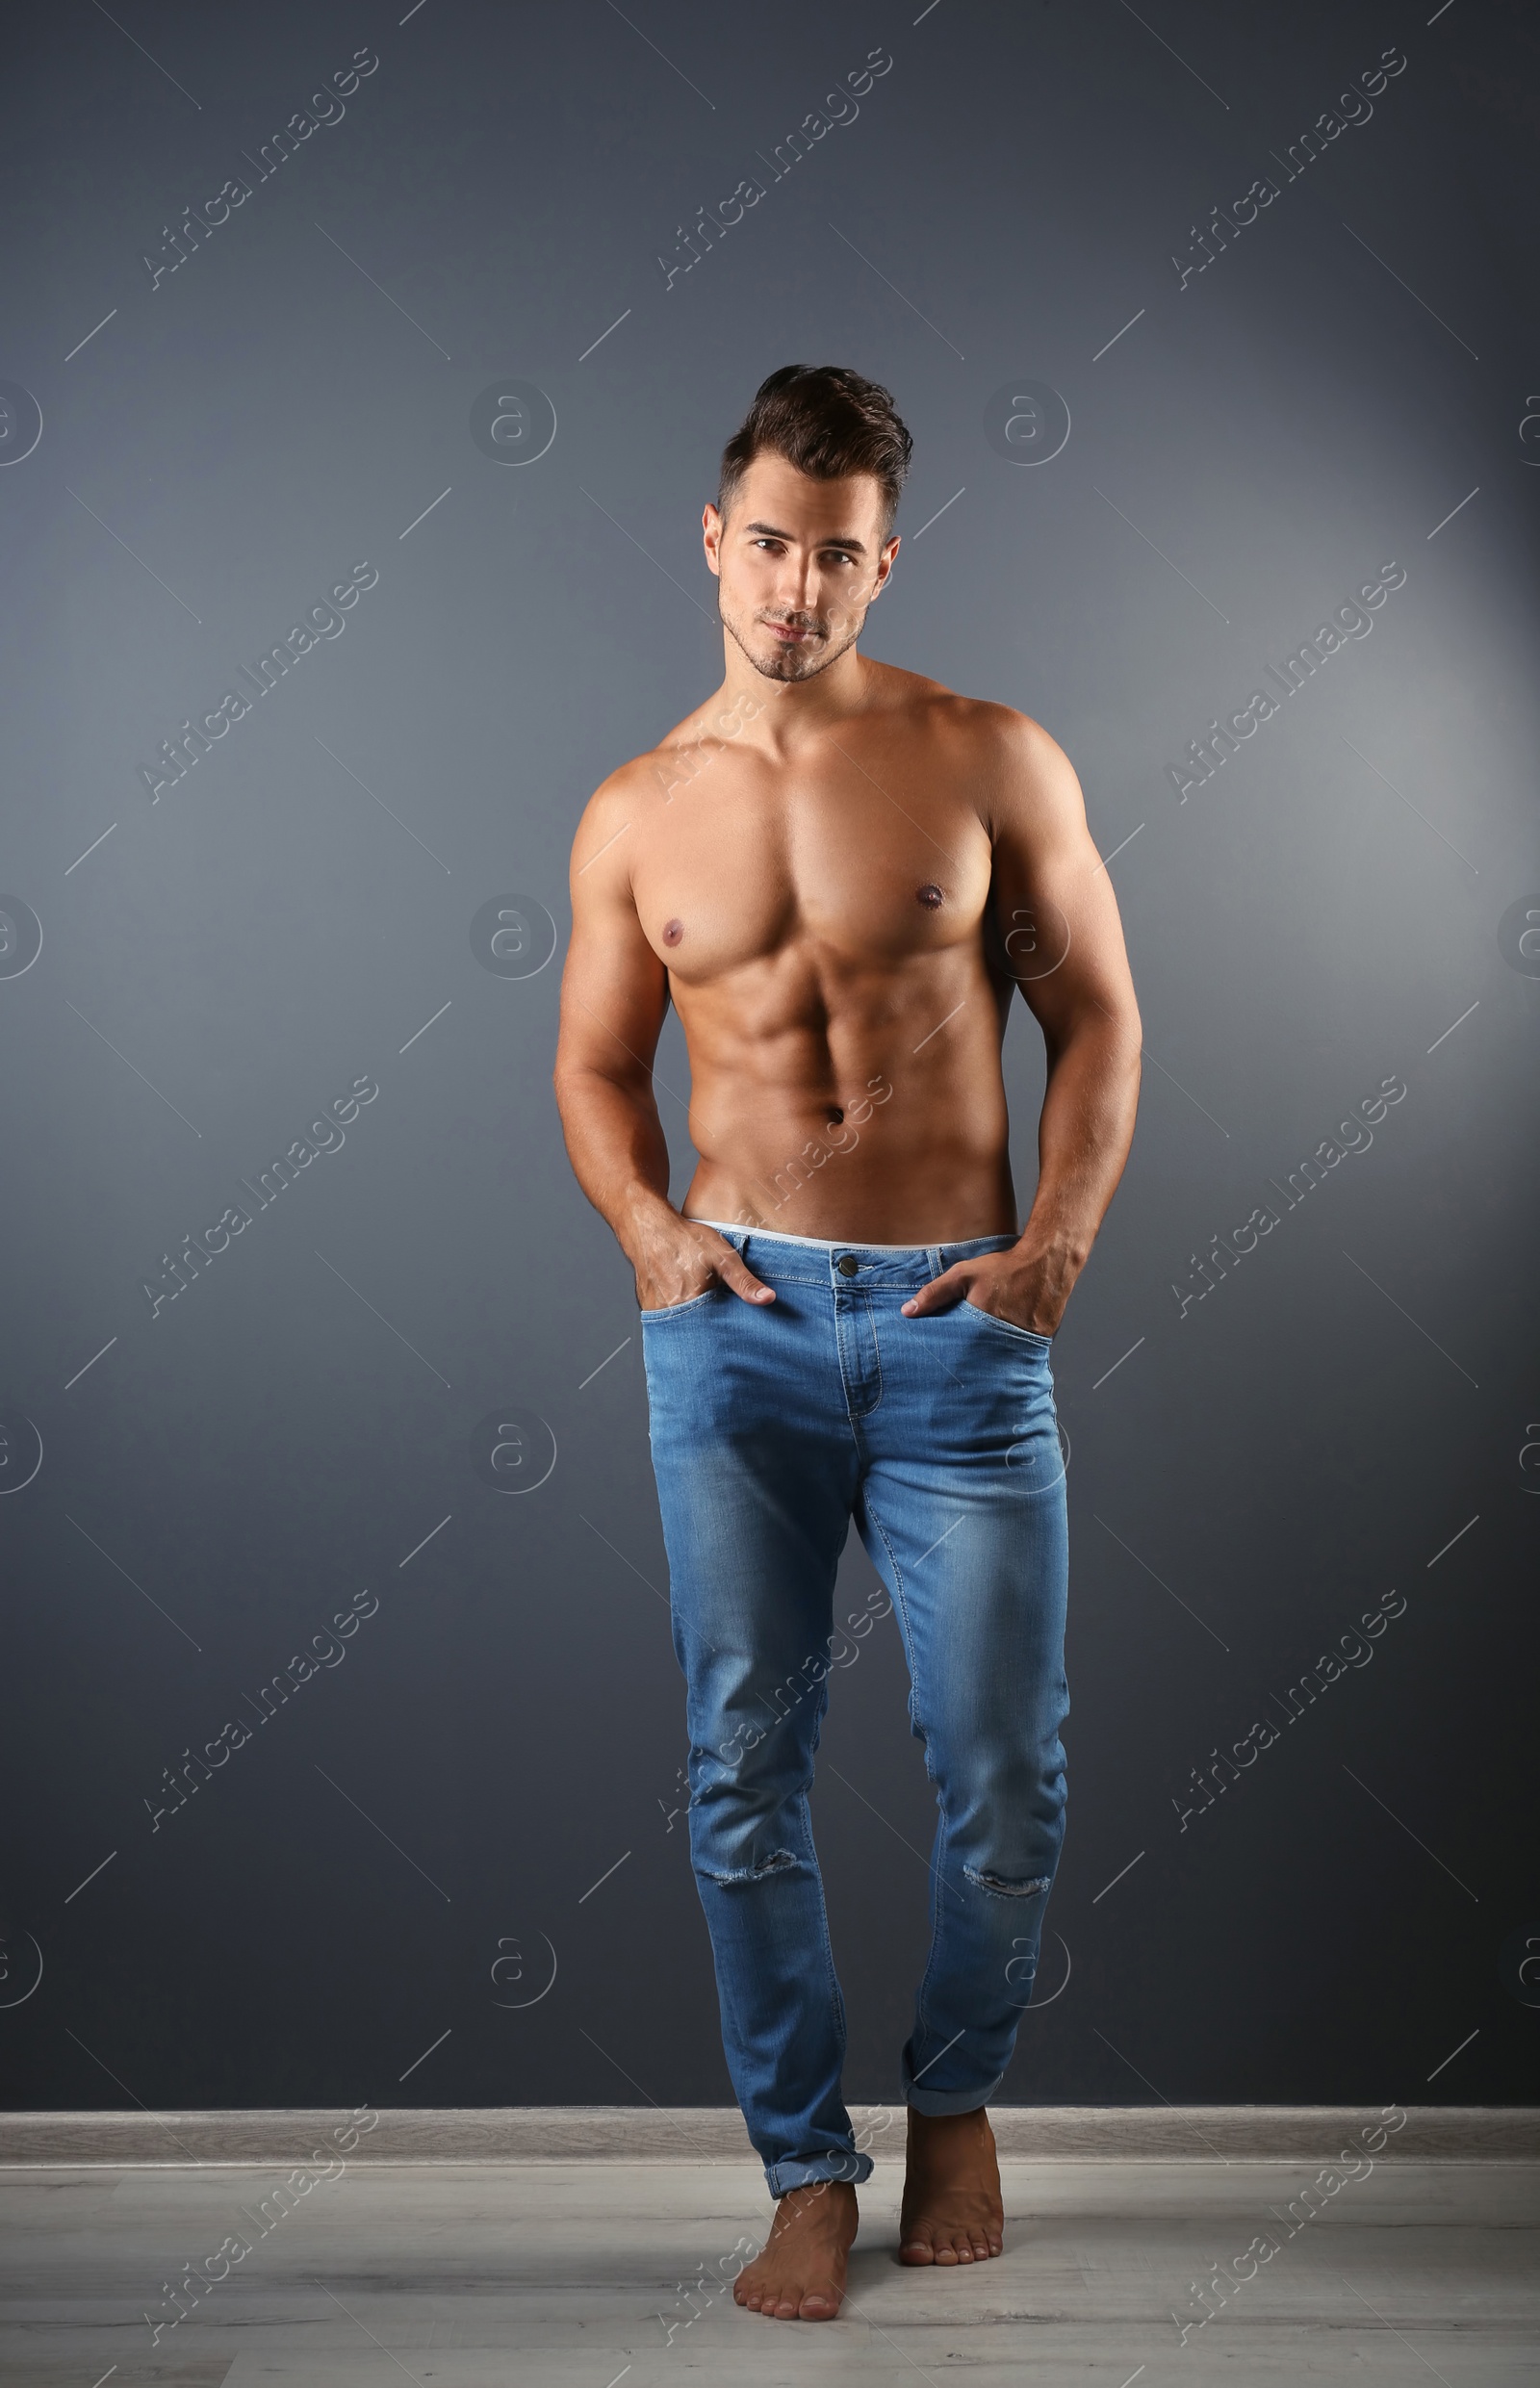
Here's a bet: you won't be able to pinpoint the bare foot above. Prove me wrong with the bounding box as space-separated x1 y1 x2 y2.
733 2179 859 2321
899 2105 1005 2265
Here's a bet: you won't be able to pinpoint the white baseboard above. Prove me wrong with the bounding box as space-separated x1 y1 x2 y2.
1 2105 1535 2166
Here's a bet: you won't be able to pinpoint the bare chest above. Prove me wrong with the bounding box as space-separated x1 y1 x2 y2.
630 749 994 984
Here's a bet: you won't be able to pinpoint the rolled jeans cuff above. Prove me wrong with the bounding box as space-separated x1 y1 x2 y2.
763 2149 875 2195
902 2061 1009 2118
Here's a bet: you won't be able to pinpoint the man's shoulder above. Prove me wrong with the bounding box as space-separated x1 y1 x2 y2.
870 661 1067 777
566 746 663 893
583 691 745 810
576 740 674 832
569 706 734 885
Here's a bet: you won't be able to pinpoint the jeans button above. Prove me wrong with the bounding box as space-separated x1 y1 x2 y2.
836 1255 859 1276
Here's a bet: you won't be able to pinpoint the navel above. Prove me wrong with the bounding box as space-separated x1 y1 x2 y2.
662 918 683 946
916 883 943 910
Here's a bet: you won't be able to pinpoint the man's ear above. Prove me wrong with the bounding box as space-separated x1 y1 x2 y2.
702 501 724 578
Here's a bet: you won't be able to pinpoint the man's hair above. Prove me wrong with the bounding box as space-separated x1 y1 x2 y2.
717 365 913 536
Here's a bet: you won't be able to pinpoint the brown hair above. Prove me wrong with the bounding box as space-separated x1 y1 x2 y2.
717 364 913 535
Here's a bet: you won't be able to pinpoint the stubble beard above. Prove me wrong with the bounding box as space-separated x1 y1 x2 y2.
718 591 869 684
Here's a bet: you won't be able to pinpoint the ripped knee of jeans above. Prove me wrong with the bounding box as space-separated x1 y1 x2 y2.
699 1846 801 1888
964 1863 1053 1898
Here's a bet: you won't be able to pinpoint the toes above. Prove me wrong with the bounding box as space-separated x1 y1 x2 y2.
901 2222 999 2266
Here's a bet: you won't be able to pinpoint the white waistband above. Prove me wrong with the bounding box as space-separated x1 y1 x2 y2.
690 1218 1016 1253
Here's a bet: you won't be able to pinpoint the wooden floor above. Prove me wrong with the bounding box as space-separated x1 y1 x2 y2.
1 2116 1535 2384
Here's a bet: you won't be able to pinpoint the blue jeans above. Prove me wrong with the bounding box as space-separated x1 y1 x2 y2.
641 1223 1070 2195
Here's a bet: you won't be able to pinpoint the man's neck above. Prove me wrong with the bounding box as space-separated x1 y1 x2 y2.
716 641 877 758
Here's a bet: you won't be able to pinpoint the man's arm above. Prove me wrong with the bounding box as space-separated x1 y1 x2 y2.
552 775 773 1310
903 711 1142 1333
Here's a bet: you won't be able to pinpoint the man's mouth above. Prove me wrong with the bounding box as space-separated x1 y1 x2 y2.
765 619 819 643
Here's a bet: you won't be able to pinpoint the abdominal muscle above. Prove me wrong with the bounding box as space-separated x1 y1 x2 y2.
670 957 1020 1244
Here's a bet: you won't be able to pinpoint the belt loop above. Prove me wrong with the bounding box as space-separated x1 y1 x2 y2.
927 1243 944 1280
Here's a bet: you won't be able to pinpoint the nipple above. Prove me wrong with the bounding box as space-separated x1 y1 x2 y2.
916 883 943 910
662 918 682 946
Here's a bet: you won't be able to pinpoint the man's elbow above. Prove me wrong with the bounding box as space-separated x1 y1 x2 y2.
1094 982 1142 1060
552 1056 594 1118
1052 989 1142 1061
1119 1009 1143 1102
552 1053 643 1112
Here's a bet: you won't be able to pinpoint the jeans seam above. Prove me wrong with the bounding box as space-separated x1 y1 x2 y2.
796 1671 846 2054
861 1488 941 2061
911 1809 946 2071
863 1297 885 1418
840 1293 884 1422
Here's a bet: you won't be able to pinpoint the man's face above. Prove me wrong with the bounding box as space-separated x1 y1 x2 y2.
704 452 899 683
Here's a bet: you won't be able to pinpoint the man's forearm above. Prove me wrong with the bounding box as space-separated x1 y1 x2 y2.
553 1066 679 1258
1021 1014 1142 1268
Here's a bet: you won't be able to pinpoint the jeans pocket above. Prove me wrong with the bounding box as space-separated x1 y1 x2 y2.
962 1297 1053 1348
640 1285 720 1321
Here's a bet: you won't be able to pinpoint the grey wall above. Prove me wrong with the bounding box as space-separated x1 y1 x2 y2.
2 0 1536 2116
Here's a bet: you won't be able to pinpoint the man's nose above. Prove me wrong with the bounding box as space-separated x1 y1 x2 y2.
772 561 817 612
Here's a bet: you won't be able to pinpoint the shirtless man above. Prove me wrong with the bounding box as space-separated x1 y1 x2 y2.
553 365 1142 2322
